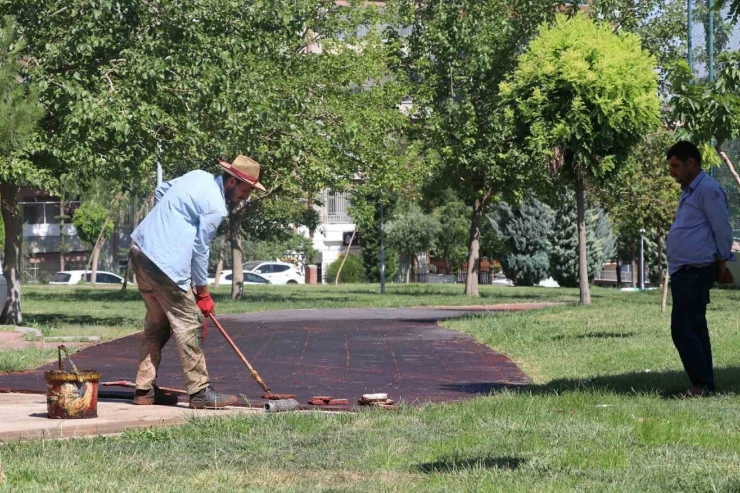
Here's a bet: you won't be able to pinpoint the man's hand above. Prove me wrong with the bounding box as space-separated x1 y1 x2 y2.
195 286 215 317
718 263 735 285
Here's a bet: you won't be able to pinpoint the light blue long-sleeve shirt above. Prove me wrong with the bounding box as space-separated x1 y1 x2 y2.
667 170 735 275
131 170 228 290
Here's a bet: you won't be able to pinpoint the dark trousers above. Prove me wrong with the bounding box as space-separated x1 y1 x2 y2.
670 264 717 391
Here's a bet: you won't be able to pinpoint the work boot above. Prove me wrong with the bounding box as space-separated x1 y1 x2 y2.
189 386 238 409
133 386 180 406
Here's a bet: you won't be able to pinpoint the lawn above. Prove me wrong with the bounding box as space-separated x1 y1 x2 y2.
2 284 740 491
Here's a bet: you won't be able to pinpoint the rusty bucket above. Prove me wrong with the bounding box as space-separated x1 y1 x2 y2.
44 345 100 419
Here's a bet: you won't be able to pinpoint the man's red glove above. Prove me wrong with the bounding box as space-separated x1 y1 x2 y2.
196 292 215 317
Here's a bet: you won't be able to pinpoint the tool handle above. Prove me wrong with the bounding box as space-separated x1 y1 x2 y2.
208 314 271 394
58 345 83 383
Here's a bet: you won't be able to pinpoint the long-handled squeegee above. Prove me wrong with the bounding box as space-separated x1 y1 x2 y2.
207 314 298 407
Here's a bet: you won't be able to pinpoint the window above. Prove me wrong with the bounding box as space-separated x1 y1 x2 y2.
84 273 121 283
256 264 272 274
225 273 233 281
99 274 122 284
273 265 290 273
52 273 71 283
245 273 267 283
243 261 261 272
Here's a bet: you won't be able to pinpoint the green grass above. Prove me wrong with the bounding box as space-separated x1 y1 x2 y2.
20 283 573 341
0 346 57 373
3 286 740 491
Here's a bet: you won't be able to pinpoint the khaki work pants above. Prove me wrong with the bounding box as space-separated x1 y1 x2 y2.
131 247 209 395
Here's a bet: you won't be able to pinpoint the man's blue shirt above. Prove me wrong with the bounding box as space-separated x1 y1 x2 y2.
667 170 735 275
131 171 228 290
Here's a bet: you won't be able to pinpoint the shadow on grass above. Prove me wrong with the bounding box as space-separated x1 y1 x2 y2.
24 314 134 326
24 289 143 303
551 331 637 341
513 366 740 397
415 456 525 473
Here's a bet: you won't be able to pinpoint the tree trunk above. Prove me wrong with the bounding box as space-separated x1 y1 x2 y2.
122 198 145 292
334 229 356 285
405 254 411 284
213 235 226 289
656 229 664 288
59 198 66 272
575 174 591 305
464 191 491 297
661 268 670 313
229 205 246 300
717 143 740 189
444 252 450 276
0 183 22 325
615 257 622 288
631 253 638 288
90 236 104 285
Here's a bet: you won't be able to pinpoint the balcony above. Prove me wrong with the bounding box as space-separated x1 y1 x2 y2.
20 200 81 237
321 190 353 224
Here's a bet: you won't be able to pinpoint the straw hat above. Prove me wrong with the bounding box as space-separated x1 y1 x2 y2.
218 155 267 192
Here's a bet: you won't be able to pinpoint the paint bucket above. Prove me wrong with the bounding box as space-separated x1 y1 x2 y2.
44 345 100 419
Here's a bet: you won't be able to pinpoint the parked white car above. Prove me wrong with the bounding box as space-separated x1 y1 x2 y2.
207 270 270 286
242 261 304 285
49 270 126 285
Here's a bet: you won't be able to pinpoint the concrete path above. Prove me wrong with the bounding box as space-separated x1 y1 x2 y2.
0 393 262 442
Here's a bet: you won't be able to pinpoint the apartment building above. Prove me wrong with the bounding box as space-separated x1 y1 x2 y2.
17 187 133 282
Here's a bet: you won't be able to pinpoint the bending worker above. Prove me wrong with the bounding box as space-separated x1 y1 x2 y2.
666 141 735 397
129 156 266 408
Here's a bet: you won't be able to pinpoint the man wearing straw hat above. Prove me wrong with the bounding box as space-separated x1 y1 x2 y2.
129 156 266 408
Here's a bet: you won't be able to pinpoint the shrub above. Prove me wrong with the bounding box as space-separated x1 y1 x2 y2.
326 254 366 283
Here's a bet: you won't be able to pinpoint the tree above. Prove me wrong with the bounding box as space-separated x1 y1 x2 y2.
589 0 687 92
0 16 44 324
669 53 740 188
399 0 562 296
72 202 114 284
492 195 554 286
432 194 470 275
549 196 615 287
502 13 661 304
385 204 440 283
6 1 417 300
326 253 365 284
598 130 680 287
355 194 399 283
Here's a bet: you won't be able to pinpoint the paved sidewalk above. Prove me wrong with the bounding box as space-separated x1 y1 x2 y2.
0 393 261 442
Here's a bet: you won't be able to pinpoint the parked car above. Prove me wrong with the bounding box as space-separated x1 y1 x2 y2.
49 270 126 285
242 261 304 285
207 270 270 286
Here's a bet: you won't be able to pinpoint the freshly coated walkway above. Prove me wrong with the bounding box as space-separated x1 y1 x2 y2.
0 305 556 415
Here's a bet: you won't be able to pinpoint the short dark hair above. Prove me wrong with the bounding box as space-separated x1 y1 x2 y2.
667 140 702 167
222 171 234 183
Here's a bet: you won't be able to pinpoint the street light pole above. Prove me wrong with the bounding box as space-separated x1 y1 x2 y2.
708 0 715 83
379 200 386 295
639 229 646 291
156 141 163 186
688 0 694 72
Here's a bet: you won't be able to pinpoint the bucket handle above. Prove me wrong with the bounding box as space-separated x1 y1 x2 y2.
58 345 83 383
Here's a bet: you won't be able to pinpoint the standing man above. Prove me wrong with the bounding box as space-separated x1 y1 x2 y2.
666 141 735 397
130 156 266 408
